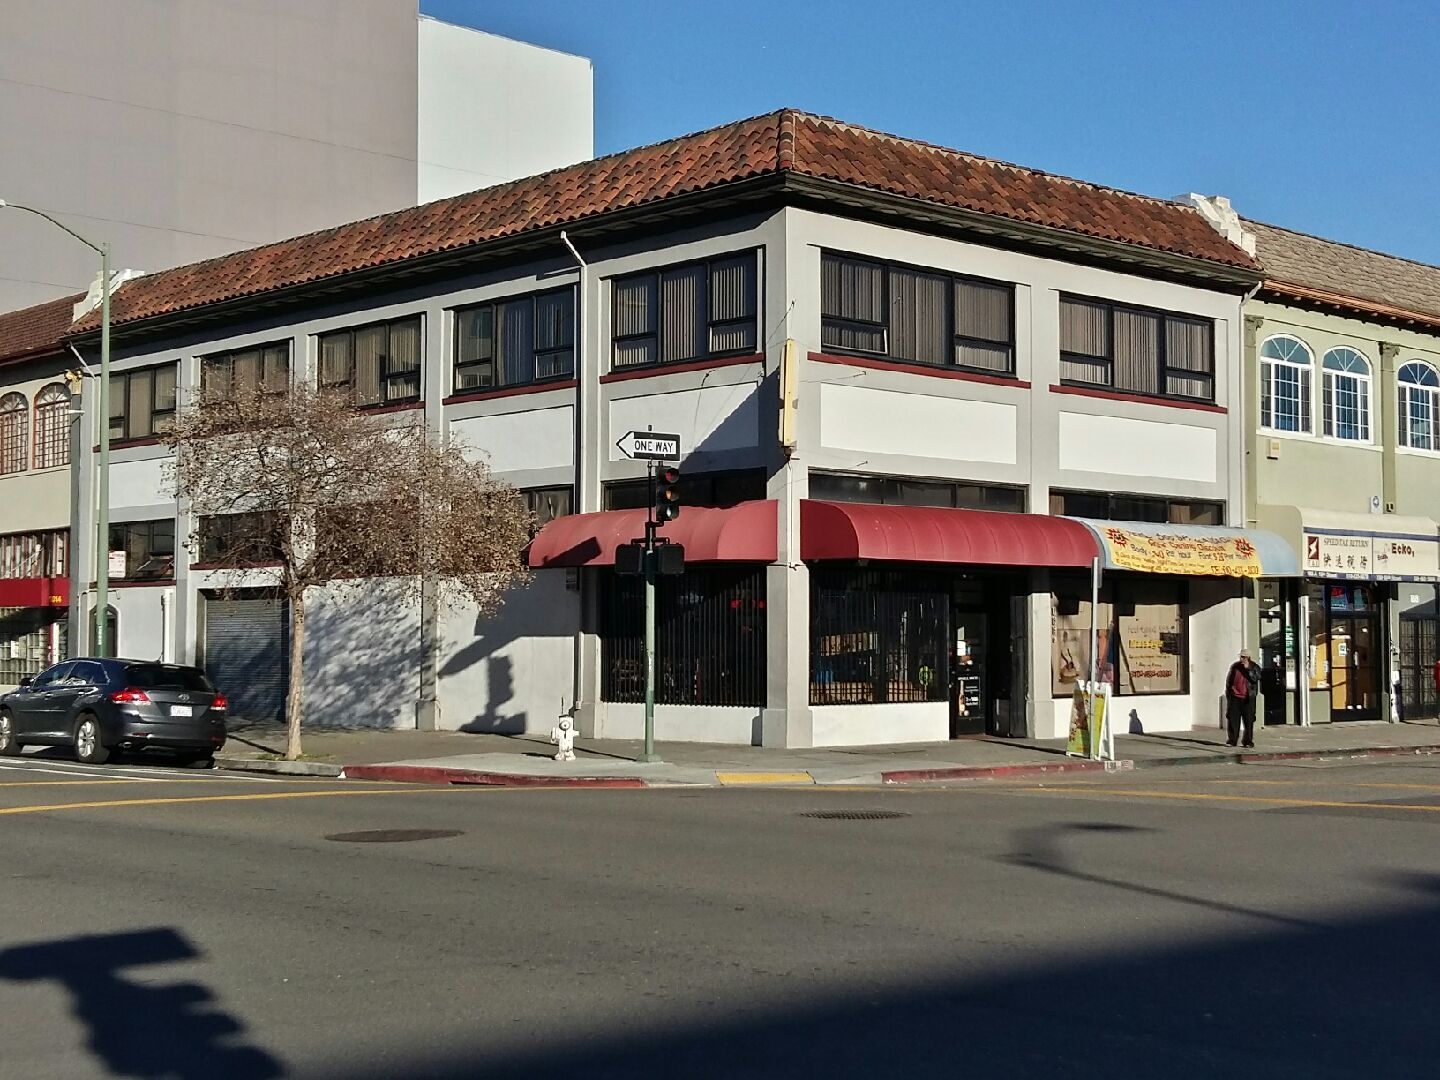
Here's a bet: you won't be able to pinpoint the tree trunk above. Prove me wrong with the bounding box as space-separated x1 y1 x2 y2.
285 589 307 760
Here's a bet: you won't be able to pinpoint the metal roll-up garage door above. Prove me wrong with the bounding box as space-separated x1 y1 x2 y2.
201 594 289 722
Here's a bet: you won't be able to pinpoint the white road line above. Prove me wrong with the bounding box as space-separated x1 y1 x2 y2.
0 759 288 783
0 761 157 780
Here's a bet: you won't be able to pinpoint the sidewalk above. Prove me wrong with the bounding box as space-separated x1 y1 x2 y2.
217 717 1440 787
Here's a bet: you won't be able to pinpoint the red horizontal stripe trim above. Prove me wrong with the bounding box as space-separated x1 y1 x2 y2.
600 353 763 383
1049 383 1227 414
443 379 578 405
809 351 1030 388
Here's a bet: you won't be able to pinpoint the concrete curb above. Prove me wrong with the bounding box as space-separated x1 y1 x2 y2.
340 763 648 788
882 759 1134 784
217 756 344 778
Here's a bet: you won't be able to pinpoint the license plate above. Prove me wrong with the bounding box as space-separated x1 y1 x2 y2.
170 705 193 717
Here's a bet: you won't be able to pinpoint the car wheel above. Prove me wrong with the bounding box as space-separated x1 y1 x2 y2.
74 715 110 765
181 755 215 770
0 710 20 756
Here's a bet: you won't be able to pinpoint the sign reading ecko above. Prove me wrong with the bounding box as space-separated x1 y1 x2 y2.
1304 532 1440 582
615 430 682 461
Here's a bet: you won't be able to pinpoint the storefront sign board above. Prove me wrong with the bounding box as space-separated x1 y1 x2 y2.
1303 532 1440 582
1097 527 1263 578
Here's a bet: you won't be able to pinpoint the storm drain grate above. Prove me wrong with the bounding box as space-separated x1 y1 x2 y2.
798 810 910 821
325 829 464 843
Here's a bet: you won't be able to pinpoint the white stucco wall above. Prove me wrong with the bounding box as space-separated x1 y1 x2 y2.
303 579 421 729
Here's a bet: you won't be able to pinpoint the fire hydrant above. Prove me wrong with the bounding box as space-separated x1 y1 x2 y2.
550 716 577 762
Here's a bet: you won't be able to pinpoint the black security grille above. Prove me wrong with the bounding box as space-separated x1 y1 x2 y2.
1400 616 1440 719
811 569 949 706
600 567 765 707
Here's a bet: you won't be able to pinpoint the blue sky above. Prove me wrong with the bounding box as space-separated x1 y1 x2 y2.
422 0 1440 266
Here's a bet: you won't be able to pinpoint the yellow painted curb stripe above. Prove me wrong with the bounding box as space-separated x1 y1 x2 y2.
1024 787 1440 813
715 771 814 786
0 786 477 817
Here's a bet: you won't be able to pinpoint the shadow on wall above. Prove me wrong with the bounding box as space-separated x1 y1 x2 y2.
0 927 284 1079
302 578 421 730
328 862 1440 1079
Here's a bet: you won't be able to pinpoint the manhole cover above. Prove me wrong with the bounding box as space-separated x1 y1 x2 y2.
325 829 463 843
798 810 910 821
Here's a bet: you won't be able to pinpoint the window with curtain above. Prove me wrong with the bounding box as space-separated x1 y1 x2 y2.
1398 360 1440 451
453 288 574 392
1059 296 1214 402
0 530 67 578
0 393 28 474
32 384 71 469
318 315 423 407
821 252 1015 374
611 252 758 369
1259 335 1313 433
1321 347 1371 441
109 365 177 441
201 342 291 397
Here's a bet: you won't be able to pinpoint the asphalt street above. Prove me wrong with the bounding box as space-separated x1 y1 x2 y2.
3 754 1440 1079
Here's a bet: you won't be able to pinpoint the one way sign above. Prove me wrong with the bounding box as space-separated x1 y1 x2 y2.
615 430 681 461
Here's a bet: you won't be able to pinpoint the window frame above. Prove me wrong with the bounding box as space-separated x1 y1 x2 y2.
200 341 292 399
1258 335 1314 434
0 530 68 579
0 392 27 474
1059 294 1215 403
108 519 175 582
1052 575 1190 698
109 364 178 443
602 470 768 512
317 314 424 409
808 471 1026 514
196 510 287 567
610 250 760 371
1320 346 1372 443
32 383 71 470
821 251 1017 376
452 286 576 394
1398 360 1440 452
1048 489 1225 526
521 487 573 529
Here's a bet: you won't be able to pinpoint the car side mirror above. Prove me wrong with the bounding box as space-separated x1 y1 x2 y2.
18 676 33 687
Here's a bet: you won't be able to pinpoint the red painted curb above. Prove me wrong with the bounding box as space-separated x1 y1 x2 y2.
882 759 1132 783
341 764 647 788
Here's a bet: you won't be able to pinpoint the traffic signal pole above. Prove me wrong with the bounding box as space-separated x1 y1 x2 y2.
641 463 660 763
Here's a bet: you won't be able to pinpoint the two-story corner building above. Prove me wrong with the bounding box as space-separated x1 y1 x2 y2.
1188 198 1440 727
71 111 1295 747
0 294 83 688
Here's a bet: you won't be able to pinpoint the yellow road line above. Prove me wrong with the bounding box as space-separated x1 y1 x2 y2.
0 786 483 817
1020 786 1440 813
715 771 814 786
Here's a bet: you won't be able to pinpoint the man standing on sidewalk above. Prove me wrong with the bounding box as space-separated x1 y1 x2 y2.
1225 649 1261 748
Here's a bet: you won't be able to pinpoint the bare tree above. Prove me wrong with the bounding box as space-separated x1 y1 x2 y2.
164 385 533 759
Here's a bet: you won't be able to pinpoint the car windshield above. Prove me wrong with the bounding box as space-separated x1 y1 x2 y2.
123 664 214 692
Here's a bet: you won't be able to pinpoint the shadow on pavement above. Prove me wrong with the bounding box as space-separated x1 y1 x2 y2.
0 927 285 1079
327 872 1440 1080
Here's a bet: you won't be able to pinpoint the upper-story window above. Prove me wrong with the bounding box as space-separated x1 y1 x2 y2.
1398 360 1440 451
319 315 422 408
454 288 574 393
0 530 67 578
32 384 71 469
201 342 291 398
1321 347 1371 441
821 253 1014 374
110 364 177 442
109 519 175 581
612 252 758 369
1060 296 1214 402
0 393 27 474
1259 335 1313 433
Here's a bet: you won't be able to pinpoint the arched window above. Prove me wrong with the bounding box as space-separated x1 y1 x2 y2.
1398 361 1440 451
1322 347 1371 441
1259 335 1313 433
0 393 27 475
32 383 71 470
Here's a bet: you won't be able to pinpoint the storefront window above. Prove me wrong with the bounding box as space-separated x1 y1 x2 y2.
811 570 948 706
1052 577 1186 696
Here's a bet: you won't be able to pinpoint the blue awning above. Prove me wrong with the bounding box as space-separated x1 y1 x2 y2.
1068 519 1301 578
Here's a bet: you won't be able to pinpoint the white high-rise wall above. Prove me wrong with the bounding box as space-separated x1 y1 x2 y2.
0 1 593 313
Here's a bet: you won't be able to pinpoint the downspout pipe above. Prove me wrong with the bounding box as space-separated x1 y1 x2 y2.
559 231 588 723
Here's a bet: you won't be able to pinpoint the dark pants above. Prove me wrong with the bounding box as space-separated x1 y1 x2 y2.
1226 695 1255 746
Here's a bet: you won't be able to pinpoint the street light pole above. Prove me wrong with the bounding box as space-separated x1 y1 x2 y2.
0 200 111 656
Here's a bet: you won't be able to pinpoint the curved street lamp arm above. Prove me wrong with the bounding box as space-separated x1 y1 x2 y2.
0 200 105 256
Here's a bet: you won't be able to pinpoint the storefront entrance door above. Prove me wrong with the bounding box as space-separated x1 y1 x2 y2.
1321 584 1380 720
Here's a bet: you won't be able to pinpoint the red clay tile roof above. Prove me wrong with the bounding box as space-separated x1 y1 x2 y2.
79 110 1259 333
0 293 83 365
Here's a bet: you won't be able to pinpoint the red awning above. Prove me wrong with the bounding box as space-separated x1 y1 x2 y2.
0 577 69 608
800 500 1099 567
527 500 778 568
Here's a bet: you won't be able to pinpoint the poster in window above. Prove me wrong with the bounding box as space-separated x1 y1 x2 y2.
1051 594 1114 696
1117 601 1185 694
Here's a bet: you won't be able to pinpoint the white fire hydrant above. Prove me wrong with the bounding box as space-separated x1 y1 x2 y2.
550 716 577 762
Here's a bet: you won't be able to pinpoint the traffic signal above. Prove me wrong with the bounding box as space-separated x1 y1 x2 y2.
655 466 681 522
